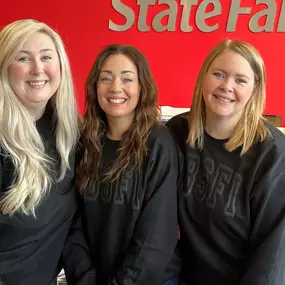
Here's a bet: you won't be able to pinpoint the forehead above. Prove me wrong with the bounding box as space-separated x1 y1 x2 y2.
19 32 56 52
101 54 137 73
209 50 254 77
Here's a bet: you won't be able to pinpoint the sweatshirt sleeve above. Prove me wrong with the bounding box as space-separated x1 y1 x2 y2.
61 196 97 285
239 143 285 285
109 127 179 285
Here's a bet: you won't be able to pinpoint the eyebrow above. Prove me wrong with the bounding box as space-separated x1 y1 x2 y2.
100 70 135 75
211 68 250 80
18 48 55 54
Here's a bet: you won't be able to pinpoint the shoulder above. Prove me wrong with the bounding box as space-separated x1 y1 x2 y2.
265 122 285 147
165 112 189 131
247 122 285 180
147 124 175 150
165 112 189 150
145 124 179 167
258 122 285 158
249 125 285 225
144 125 178 178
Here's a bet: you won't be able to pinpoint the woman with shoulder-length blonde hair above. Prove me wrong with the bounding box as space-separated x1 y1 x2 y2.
0 19 91 285
166 39 285 285
188 39 269 154
71 44 181 285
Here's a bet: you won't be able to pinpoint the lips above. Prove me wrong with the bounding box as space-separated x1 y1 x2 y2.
214 95 235 103
107 97 127 104
27 80 47 87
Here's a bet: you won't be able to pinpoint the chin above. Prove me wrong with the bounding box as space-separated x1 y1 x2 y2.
106 112 128 118
31 94 53 101
212 108 233 116
212 111 233 118
107 110 135 119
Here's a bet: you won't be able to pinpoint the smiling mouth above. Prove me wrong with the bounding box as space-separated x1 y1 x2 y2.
214 95 234 103
27 81 47 87
108 98 127 103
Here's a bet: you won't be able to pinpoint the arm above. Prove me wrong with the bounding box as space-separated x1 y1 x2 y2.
109 128 179 285
61 196 97 285
240 156 285 285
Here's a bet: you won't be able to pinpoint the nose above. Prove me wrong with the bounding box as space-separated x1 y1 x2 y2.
30 59 44 76
109 78 122 94
219 78 234 92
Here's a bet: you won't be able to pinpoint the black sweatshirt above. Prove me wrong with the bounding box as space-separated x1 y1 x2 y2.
71 124 181 285
166 113 285 285
0 109 77 285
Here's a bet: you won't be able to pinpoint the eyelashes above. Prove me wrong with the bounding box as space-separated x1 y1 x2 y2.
212 72 248 85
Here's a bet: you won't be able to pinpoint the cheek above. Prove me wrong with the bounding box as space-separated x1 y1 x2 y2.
9 64 28 80
238 87 254 104
130 91 140 108
8 65 28 94
96 86 106 109
129 85 141 99
202 78 216 96
133 91 140 102
202 84 211 102
97 84 106 100
46 64 61 79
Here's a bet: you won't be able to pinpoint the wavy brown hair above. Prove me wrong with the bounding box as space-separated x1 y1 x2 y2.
77 44 160 195
188 39 270 154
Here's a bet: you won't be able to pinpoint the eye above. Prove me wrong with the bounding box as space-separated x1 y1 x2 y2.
42 55 52 61
18 57 30 62
236 78 247 84
122 78 133 83
100 77 111 82
213 72 224 79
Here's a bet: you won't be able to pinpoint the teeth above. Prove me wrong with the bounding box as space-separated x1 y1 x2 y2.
109 98 126 103
216 96 232 103
28 81 46 86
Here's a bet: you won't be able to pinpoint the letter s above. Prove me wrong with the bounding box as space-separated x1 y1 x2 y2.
109 0 135 31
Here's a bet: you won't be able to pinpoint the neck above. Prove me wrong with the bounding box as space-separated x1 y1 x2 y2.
24 101 48 121
31 106 46 121
106 115 134 140
205 113 240 140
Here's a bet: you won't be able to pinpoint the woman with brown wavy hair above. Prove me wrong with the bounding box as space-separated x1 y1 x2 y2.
74 44 181 285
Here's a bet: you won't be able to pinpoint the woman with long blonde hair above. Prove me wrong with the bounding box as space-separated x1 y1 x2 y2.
166 39 285 285
0 19 82 285
74 44 181 285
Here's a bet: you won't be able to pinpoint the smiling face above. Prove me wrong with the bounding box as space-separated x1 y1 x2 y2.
97 54 141 122
202 50 255 125
8 32 61 117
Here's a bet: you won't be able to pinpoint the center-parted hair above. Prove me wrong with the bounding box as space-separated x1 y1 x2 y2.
77 44 160 195
188 39 270 154
0 19 79 216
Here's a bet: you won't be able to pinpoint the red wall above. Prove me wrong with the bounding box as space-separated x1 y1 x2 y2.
2 0 285 125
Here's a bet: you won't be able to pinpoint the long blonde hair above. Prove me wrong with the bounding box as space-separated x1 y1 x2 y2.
77 44 160 195
188 39 270 154
0 19 79 216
